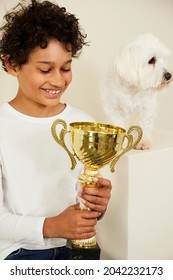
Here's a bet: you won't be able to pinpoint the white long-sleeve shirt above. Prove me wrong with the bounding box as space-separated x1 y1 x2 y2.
0 103 94 259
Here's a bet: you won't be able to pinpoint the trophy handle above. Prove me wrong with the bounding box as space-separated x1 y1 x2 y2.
110 125 143 172
51 119 77 170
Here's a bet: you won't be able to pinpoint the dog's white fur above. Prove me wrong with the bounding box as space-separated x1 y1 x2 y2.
100 33 172 149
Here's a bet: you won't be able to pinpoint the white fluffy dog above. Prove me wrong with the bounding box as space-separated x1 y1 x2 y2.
100 33 172 149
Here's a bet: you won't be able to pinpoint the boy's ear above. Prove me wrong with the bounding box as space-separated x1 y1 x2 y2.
3 55 19 76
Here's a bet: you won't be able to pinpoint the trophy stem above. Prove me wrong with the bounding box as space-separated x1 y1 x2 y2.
70 167 101 248
78 168 101 185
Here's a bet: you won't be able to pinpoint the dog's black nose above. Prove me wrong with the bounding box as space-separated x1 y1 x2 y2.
164 72 172 81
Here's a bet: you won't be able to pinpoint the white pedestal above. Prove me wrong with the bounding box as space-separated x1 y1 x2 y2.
96 129 173 260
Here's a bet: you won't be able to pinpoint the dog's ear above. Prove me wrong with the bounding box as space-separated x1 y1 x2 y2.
114 45 139 89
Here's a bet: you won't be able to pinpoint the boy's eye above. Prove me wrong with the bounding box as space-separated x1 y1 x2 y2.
38 68 51 73
62 68 71 72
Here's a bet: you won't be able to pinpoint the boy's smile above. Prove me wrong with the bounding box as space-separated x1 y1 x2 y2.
7 40 73 117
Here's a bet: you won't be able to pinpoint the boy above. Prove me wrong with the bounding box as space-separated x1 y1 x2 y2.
0 0 112 259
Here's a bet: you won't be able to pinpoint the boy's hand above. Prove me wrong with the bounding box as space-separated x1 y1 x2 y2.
78 177 112 215
43 203 100 240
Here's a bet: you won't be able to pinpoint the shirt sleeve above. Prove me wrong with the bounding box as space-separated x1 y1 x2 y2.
0 167 45 246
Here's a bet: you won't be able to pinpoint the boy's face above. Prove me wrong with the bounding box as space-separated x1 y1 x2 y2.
8 40 73 117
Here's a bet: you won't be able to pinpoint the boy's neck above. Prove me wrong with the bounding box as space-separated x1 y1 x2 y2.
9 99 66 118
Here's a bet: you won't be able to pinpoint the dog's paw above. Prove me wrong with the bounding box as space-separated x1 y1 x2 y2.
134 140 152 150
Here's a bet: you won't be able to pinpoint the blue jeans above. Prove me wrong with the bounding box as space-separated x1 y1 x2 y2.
4 246 72 260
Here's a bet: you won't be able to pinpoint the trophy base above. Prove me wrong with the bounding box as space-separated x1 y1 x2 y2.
66 240 101 260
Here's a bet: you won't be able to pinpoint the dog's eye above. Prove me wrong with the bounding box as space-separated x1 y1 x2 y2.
148 57 156 64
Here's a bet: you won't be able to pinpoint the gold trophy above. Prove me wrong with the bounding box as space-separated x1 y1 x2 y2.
51 119 142 249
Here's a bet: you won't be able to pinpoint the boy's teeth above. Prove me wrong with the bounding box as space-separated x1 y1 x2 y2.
46 89 60 95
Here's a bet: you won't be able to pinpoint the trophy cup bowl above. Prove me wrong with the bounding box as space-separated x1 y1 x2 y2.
51 119 143 248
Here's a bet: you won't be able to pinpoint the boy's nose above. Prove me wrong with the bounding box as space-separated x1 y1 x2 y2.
50 72 64 87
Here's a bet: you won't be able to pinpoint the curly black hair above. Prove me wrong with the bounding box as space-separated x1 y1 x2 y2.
0 0 88 72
